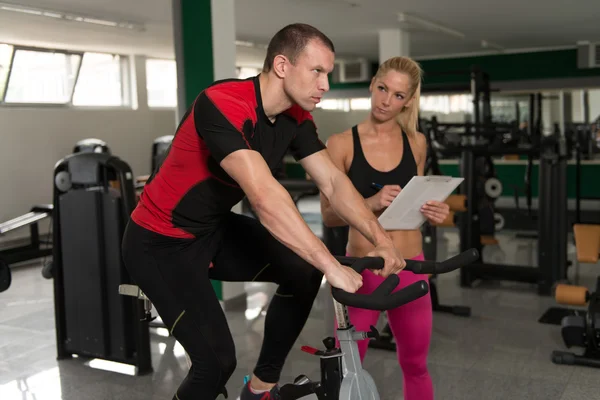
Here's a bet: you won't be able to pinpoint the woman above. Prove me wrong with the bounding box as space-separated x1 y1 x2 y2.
320 56 450 400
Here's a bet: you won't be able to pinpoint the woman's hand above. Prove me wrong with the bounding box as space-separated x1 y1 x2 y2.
366 185 401 212
421 200 450 224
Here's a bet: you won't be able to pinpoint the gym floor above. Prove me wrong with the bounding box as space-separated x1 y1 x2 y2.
1 199 599 400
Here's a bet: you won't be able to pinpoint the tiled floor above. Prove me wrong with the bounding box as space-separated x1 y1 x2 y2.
1 212 599 399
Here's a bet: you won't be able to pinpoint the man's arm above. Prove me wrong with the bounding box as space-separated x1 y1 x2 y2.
319 133 353 227
220 149 341 276
303 149 394 249
195 92 339 275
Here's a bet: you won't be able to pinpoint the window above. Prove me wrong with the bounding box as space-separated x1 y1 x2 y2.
0 44 13 100
237 66 260 79
350 98 371 110
315 99 350 111
72 52 128 106
146 58 177 108
420 94 473 114
0 44 130 107
314 98 371 112
4 48 81 104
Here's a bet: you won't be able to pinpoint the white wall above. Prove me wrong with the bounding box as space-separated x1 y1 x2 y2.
0 106 176 241
311 109 370 143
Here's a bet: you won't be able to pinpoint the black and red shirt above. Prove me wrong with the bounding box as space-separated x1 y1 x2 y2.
131 75 325 238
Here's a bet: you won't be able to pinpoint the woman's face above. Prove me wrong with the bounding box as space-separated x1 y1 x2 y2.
369 70 414 122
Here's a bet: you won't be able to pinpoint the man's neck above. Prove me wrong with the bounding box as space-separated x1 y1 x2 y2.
259 72 293 121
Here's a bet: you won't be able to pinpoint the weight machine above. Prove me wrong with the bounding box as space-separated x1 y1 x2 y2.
425 115 570 295
47 151 152 374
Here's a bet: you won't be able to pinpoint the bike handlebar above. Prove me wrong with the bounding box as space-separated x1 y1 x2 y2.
330 249 479 311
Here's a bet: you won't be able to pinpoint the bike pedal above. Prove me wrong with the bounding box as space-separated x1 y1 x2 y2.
294 374 311 385
141 312 157 322
367 325 380 340
301 345 324 356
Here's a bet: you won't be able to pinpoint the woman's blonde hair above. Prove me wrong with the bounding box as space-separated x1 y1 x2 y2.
372 56 423 137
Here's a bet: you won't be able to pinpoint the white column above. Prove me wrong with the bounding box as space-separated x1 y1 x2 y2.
130 55 148 111
211 0 243 218
211 0 246 309
571 90 584 122
378 28 410 62
211 0 236 80
588 89 600 123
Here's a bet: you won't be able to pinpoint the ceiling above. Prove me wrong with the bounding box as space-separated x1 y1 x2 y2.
0 0 599 62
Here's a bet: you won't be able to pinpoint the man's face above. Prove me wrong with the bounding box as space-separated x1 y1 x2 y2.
283 39 334 111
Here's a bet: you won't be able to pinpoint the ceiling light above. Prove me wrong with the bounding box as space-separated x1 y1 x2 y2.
235 40 254 47
235 40 268 50
398 12 465 40
481 40 505 51
0 1 145 32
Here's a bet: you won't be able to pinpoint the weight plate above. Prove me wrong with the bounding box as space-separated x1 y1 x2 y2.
494 212 505 231
55 171 72 192
485 178 503 198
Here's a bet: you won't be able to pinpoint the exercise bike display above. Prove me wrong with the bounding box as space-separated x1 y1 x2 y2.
278 248 479 399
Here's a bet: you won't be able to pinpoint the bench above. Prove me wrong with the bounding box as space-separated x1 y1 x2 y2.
573 224 600 264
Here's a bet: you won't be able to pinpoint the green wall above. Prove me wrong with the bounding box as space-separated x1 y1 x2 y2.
174 0 222 300
438 161 600 199
329 48 600 92
285 160 600 200
178 0 214 109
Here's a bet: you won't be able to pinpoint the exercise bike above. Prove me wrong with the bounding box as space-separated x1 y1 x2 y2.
277 248 479 399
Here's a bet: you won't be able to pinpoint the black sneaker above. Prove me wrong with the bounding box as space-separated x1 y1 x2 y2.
239 381 281 400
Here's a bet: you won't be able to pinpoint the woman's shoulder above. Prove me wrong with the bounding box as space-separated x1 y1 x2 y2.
325 128 355 170
414 130 426 146
326 128 353 150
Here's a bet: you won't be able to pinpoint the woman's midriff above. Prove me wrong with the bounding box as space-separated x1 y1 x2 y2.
347 227 423 258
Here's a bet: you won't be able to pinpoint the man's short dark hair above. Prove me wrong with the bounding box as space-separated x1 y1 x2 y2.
262 23 335 72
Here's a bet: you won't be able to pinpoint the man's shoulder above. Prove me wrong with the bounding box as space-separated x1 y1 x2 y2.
202 77 257 114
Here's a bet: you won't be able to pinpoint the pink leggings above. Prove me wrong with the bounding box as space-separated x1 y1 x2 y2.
341 252 433 400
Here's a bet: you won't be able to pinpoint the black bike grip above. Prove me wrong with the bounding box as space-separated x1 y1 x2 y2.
331 279 428 311
436 248 479 273
371 274 400 298
330 276 396 311
405 248 480 274
382 280 429 309
405 260 437 274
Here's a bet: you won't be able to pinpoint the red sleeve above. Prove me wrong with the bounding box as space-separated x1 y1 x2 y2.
194 89 256 163
287 106 326 161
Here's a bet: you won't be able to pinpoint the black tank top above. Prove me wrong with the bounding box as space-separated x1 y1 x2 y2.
347 125 417 199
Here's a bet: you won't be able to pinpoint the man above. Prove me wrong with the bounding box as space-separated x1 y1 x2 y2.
121 23 405 400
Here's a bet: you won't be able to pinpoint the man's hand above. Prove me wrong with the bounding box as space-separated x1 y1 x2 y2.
421 200 450 225
366 185 401 212
366 243 406 277
325 263 363 293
